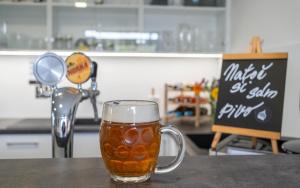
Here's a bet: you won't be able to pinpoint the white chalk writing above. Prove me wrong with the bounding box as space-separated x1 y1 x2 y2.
224 62 274 83
218 61 278 120
246 82 278 99
218 102 264 119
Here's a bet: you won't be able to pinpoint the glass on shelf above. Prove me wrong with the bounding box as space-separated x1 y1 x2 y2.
149 0 168 5
145 0 182 6
0 4 47 50
158 30 175 52
175 23 223 53
145 0 225 7
182 0 225 7
103 0 139 5
53 0 139 6
193 26 219 53
171 0 183 6
52 29 159 52
53 35 73 50
52 27 222 53
177 23 194 52
7 33 47 50
193 26 206 52
0 21 8 49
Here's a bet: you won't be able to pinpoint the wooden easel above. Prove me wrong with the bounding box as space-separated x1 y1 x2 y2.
249 36 263 53
211 37 280 154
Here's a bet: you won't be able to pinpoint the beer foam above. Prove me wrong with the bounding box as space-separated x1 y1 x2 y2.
102 100 160 123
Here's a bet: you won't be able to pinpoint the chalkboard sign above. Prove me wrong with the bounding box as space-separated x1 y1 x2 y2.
214 53 288 134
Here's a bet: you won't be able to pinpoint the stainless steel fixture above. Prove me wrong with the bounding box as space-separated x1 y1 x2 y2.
28 80 53 98
33 52 100 158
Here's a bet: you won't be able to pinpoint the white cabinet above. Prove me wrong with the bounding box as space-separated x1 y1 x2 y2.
0 133 102 159
0 0 230 52
0 134 51 159
0 132 178 159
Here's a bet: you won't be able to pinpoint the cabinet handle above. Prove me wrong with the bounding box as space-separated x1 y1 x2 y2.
6 142 39 149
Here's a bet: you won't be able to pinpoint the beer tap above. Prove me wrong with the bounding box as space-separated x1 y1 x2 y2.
33 52 100 158
73 61 100 122
89 61 100 122
29 80 53 98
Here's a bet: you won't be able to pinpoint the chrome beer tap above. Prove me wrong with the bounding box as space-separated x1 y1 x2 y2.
89 61 100 122
28 80 53 98
33 52 100 158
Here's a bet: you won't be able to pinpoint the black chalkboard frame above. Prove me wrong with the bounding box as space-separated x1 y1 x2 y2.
211 52 288 154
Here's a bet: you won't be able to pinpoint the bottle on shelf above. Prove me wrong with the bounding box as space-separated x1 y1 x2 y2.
164 80 214 127
148 87 160 104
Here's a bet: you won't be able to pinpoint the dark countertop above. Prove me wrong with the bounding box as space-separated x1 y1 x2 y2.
0 118 100 134
0 156 299 188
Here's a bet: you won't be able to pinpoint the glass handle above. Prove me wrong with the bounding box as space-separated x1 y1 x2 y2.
155 125 186 174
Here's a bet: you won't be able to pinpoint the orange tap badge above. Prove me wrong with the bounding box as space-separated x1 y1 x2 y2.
66 52 92 84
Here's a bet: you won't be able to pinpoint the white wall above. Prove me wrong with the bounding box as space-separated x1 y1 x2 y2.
230 0 300 138
230 0 300 52
0 55 220 118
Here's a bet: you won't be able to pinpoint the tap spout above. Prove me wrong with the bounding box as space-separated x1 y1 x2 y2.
51 87 82 158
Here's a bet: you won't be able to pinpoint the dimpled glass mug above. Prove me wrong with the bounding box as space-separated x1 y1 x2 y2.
100 100 185 183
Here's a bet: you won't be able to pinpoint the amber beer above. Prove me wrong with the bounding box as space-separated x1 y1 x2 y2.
100 121 160 177
100 100 185 183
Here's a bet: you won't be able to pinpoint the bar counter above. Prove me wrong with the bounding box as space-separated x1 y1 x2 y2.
0 155 299 188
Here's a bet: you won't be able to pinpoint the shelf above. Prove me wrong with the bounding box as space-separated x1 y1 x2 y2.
168 100 209 107
0 50 223 58
169 101 197 107
0 1 224 11
167 87 193 92
52 2 139 9
0 2 225 11
144 5 225 14
178 116 196 121
0 1 46 6
165 82 213 128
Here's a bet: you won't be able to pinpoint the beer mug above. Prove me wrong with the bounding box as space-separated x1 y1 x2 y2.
100 100 185 183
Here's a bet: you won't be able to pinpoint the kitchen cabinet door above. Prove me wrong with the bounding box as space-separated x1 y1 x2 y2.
0 134 51 159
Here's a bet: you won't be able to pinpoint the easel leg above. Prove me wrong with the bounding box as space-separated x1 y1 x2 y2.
251 137 257 149
211 132 222 151
271 139 279 154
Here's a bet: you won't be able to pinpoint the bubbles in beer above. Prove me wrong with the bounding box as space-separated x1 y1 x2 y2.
100 121 161 177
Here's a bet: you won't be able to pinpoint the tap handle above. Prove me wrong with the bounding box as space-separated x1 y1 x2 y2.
91 61 98 81
91 96 99 122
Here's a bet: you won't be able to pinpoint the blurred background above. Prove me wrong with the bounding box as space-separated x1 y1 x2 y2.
0 0 300 158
